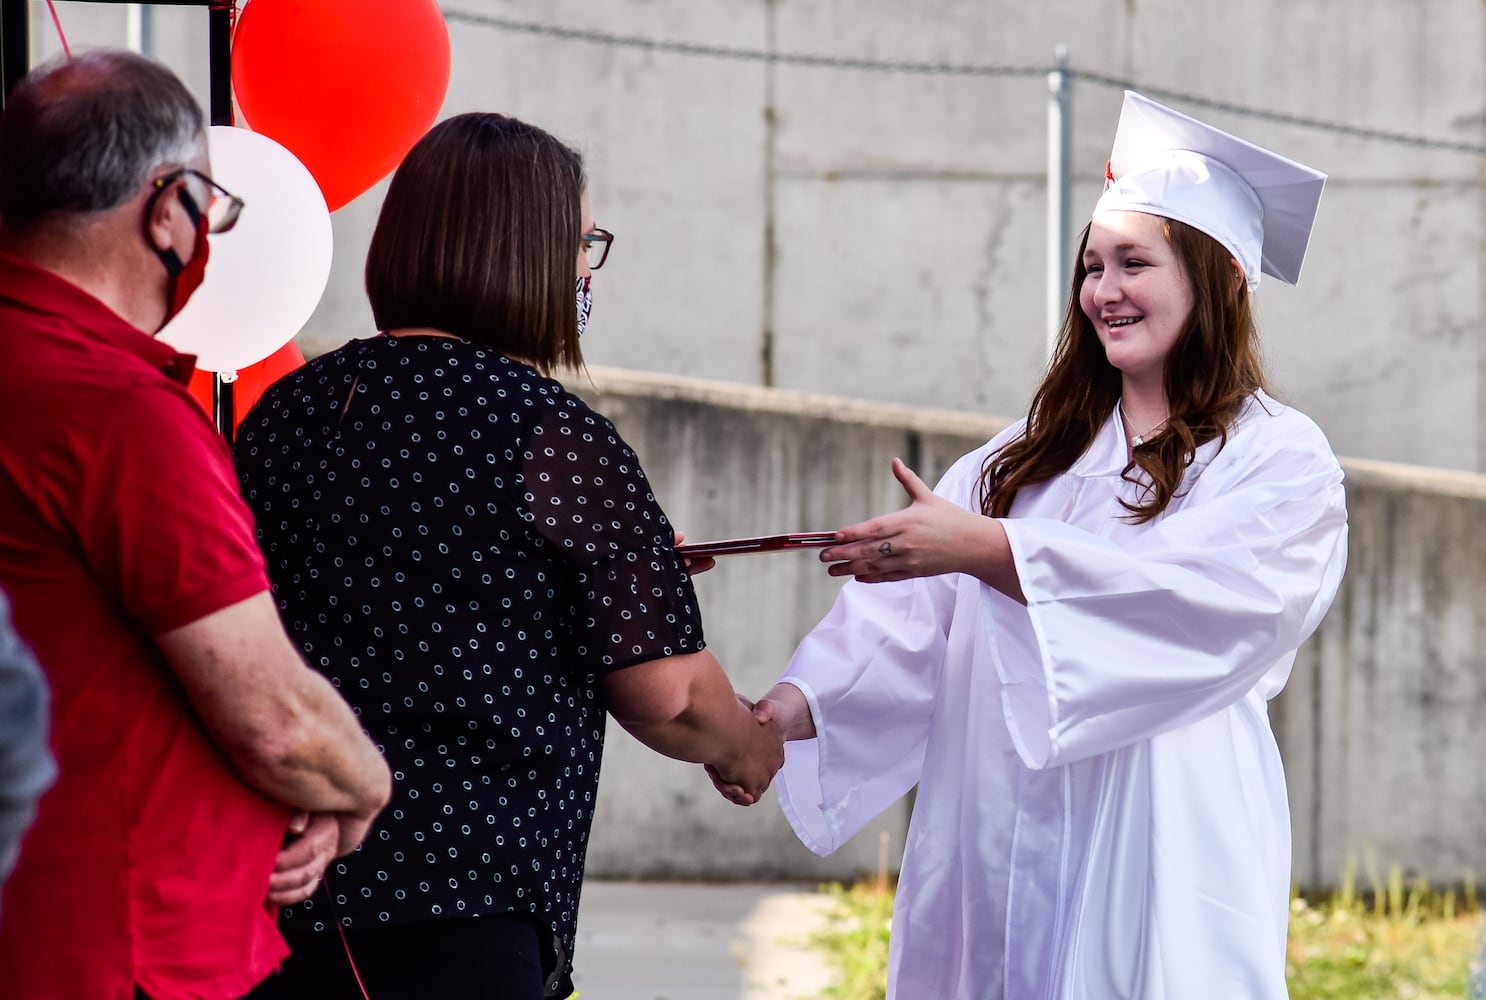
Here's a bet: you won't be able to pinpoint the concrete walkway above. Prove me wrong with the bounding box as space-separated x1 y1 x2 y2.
570 881 837 1000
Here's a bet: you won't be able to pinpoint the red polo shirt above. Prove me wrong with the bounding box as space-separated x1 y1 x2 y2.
0 253 291 999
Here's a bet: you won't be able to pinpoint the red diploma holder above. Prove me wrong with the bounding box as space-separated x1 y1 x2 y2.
675 532 838 558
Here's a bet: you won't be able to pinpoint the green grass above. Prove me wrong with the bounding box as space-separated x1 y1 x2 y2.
1287 855 1481 1000
810 857 1483 1000
811 882 895 1000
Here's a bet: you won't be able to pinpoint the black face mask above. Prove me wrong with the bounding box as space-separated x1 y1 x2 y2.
576 275 592 337
151 191 211 330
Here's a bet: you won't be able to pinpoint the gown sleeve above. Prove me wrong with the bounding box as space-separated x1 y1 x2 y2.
774 446 997 855
993 410 1349 770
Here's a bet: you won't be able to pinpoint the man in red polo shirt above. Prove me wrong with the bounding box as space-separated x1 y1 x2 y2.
0 51 392 999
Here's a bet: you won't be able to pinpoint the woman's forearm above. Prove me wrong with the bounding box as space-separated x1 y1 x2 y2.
602 651 784 797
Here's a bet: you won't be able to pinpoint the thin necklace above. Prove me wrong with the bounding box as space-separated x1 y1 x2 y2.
1118 401 1168 447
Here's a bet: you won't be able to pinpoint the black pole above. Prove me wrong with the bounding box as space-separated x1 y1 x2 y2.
212 372 236 443
207 2 235 442
208 2 230 126
0 0 30 110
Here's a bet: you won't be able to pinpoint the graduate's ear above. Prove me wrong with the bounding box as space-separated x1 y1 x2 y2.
1231 259 1245 294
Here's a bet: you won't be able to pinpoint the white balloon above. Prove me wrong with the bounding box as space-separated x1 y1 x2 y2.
158 125 333 372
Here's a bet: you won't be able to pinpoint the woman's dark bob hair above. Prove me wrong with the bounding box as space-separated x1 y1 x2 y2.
366 112 587 373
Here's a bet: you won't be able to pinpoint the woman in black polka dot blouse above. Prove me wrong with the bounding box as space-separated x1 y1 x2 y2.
237 114 784 1000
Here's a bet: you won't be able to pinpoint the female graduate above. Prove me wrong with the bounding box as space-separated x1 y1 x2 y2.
748 93 1348 998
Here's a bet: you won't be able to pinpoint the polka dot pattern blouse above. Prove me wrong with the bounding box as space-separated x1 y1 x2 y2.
233 334 706 987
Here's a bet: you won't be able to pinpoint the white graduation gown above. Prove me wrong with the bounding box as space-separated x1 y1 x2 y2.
776 391 1348 999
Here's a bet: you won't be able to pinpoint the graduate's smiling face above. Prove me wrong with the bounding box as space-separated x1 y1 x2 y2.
1079 210 1194 383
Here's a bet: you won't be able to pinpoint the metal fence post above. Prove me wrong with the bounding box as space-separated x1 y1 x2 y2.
1046 44 1072 360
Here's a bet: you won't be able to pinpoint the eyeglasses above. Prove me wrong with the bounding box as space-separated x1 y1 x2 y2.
581 227 614 270
148 168 245 234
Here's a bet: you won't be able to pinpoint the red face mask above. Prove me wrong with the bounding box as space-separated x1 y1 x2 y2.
152 194 211 330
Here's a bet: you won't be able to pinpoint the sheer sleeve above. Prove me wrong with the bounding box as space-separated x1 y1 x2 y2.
515 393 705 672
993 410 1348 769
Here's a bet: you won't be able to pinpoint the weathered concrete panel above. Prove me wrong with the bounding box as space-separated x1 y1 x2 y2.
1262 181 1485 471
770 174 1047 415
1276 459 1486 889
299 1 773 386
28 3 212 97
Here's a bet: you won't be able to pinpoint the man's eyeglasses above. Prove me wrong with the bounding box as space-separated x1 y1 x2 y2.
149 168 245 234
581 227 614 270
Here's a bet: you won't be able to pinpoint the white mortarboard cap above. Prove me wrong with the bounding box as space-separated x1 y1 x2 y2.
1094 91 1326 291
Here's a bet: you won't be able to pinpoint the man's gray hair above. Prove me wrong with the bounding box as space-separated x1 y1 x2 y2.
0 49 204 232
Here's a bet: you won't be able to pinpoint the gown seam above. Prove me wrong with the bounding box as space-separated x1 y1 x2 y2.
1054 767 1075 998
1002 770 1023 999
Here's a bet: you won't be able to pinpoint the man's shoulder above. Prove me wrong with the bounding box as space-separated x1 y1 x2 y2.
0 302 181 403
0 316 237 538
4 350 214 458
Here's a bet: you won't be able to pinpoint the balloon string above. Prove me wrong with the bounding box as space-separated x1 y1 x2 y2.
45 0 72 59
321 874 373 1000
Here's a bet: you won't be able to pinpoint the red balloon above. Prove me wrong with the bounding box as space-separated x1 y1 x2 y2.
231 0 451 211
188 340 306 429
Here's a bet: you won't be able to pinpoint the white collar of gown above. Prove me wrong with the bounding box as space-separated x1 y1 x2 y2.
1061 393 1270 482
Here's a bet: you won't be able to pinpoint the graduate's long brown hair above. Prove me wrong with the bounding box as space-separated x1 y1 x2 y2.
978 217 1267 524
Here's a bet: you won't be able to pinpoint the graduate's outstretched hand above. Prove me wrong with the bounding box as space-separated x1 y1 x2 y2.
819 458 988 582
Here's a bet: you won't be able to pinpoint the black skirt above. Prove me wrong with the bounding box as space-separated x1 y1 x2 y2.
246 912 554 1000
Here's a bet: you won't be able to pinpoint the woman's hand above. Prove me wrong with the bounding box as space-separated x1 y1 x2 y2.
703 697 786 807
705 683 813 805
821 458 1025 601
673 529 716 576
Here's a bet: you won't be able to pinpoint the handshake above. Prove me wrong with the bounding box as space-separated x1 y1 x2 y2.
704 682 816 807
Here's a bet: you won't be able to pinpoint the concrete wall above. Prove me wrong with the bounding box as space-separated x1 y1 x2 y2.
576 368 1486 892
1275 458 1486 891
27 0 1486 472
